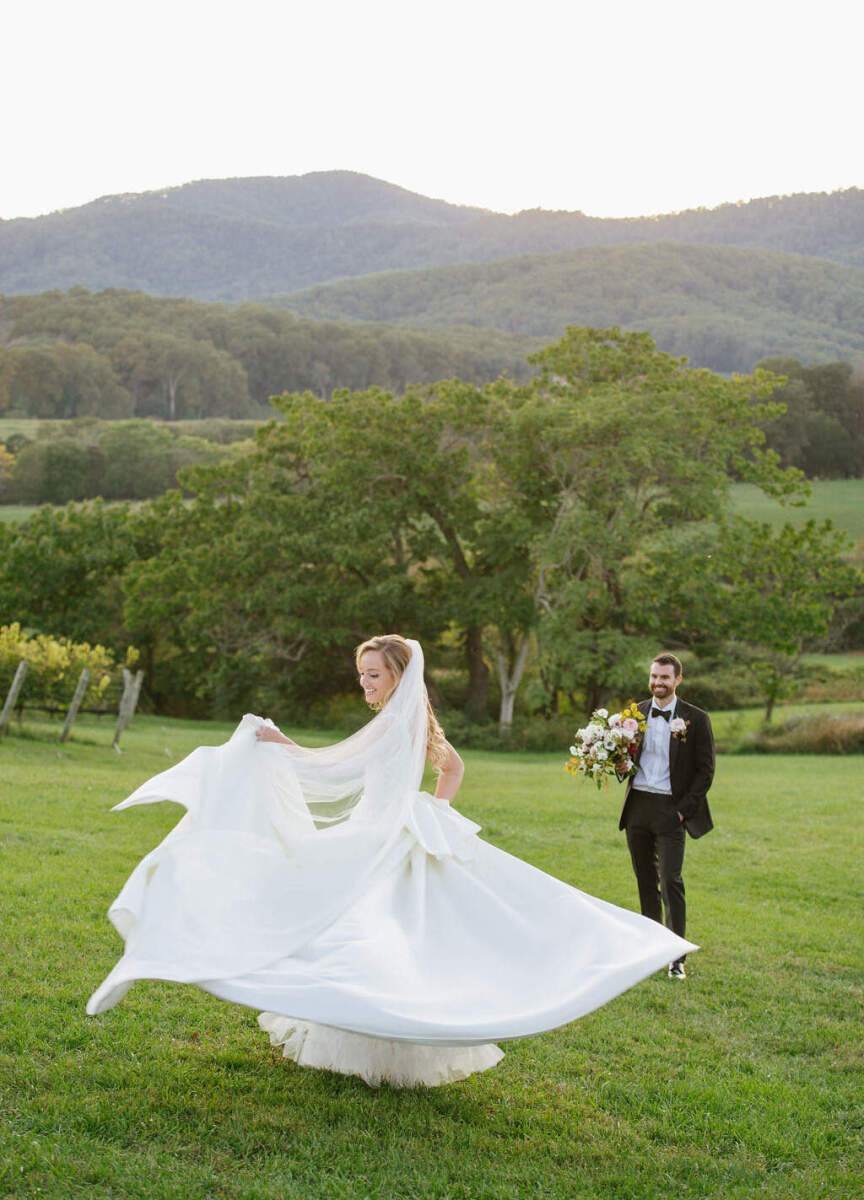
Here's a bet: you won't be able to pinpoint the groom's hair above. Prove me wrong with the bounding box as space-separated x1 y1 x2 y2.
652 652 682 678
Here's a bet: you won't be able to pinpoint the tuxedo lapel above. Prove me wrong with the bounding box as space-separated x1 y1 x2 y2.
668 719 681 774
668 699 690 776
632 700 651 768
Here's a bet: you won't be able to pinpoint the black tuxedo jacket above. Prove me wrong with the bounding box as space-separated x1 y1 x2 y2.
619 697 715 839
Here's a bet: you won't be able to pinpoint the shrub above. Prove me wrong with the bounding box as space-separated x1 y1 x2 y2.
0 623 139 713
171 419 262 444
441 710 578 754
9 438 103 504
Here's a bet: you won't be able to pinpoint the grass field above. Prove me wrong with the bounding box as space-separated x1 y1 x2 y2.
729 480 864 548
0 504 42 525
0 418 44 441
711 699 863 741
1 714 861 1200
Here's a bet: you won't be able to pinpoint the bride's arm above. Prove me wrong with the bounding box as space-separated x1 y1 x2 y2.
255 725 298 748
434 741 464 802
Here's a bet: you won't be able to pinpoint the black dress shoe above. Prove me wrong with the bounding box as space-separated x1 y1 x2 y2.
668 960 686 980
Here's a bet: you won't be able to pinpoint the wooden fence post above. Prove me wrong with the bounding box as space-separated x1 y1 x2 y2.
112 669 144 751
0 660 29 737
60 668 90 743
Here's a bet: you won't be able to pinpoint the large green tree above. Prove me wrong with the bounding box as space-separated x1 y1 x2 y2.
0 500 162 648
706 517 860 722
479 327 802 721
119 327 804 728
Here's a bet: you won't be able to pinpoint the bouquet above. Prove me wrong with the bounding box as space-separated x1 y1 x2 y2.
566 702 647 790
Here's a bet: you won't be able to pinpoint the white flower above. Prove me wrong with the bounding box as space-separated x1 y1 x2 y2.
570 745 578 756
608 713 622 727
670 717 687 734
595 747 608 761
592 763 604 775
595 708 609 720
620 757 633 773
604 734 618 750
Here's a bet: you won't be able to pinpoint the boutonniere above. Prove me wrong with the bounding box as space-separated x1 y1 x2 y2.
669 717 690 741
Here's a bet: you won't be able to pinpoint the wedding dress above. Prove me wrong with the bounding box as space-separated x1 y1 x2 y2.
86 640 695 1087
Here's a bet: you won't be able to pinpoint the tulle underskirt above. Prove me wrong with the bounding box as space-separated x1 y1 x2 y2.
258 1013 504 1087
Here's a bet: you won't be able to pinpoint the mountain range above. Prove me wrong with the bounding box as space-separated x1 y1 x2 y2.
2 172 864 371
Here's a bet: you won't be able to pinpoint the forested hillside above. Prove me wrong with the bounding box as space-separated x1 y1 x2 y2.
279 243 864 372
0 289 538 419
2 171 864 300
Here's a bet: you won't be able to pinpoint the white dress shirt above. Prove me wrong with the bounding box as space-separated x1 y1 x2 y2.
632 697 677 794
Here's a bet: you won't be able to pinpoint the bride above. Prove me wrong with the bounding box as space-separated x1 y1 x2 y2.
87 635 695 1087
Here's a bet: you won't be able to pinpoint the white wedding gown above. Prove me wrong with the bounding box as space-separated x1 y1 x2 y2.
87 641 695 1087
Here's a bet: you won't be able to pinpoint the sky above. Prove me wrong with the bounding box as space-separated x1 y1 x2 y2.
3 0 862 221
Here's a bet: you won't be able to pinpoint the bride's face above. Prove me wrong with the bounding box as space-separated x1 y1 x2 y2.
358 650 397 707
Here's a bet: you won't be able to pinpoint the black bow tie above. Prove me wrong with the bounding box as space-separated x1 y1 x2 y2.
650 707 671 722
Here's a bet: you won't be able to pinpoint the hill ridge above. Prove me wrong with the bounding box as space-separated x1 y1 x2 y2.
2 172 864 302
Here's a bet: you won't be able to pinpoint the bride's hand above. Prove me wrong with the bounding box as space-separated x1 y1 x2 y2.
255 725 296 747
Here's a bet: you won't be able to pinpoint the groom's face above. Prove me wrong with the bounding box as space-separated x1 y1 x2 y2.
649 662 680 703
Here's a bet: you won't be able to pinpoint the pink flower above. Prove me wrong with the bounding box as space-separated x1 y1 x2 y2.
622 718 639 737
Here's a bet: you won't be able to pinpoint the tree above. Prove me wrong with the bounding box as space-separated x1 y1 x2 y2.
120 464 436 718
757 356 864 477
117 328 806 729
110 332 250 420
479 327 803 724
0 343 132 418
0 500 162 648
705 517 859 722
9 438 101 504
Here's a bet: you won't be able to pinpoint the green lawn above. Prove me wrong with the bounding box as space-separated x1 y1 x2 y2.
729 479 864 548
1 715 861 1200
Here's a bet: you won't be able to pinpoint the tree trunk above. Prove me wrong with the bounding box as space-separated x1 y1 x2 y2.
587 681 604 715
497 636 531 733
463 625 489 720
164 370 182 420
764 693 776 725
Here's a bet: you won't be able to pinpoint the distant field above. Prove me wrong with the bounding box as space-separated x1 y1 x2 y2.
729 479 864 547
801 650 864 670
0 418 44 440
0 505 39 525
0 500 156 525
710 699 863 741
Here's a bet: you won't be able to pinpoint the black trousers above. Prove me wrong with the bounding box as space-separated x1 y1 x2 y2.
625 788 687 958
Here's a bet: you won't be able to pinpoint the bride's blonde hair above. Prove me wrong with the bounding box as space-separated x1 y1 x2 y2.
355 634 448 771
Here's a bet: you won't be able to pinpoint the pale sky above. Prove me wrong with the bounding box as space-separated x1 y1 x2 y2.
3 0 862 221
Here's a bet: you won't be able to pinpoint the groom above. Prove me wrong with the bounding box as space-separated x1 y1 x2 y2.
618 653 714 980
